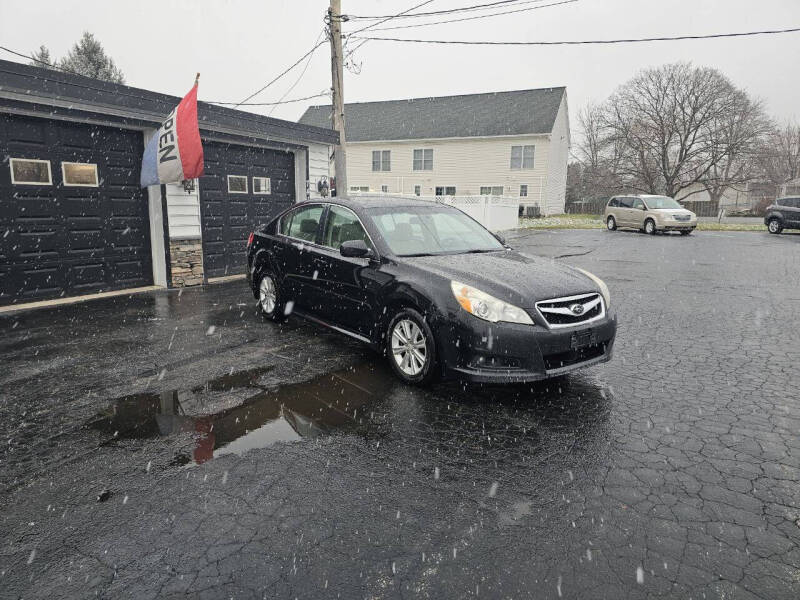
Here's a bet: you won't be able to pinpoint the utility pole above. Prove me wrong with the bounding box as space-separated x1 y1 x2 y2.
328 0 347 196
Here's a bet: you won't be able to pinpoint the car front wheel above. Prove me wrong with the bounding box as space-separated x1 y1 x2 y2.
606 216 617 231
767 218 783 234
386 308 438 385
644 219 656 235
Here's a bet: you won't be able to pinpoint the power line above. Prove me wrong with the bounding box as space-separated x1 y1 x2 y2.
352 27 800 46
207 92 330 107
345 0 436 38
234 34 328 107
368 0 577 31
346 0 527 20
268 29 326 116
0 44 329 111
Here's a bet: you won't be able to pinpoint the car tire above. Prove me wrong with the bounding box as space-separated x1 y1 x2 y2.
256 271 284 321
767 218 783 234
606 216 617 231
386 308 438 385
680 229 692 236
644 219 657 235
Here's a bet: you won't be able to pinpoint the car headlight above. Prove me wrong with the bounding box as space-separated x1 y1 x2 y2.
574 268 611 309
450 281 534 325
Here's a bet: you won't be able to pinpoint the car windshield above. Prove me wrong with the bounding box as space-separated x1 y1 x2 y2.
365 205 504 256
644 196 682 209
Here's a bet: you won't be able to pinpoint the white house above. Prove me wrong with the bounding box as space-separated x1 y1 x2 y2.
299 87 570 215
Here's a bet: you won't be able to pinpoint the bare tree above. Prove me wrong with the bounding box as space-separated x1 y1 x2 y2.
698 90 772 206
585 63 768 202
755 121 800 188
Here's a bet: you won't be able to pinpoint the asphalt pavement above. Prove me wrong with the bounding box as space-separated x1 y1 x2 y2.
1 228 798 599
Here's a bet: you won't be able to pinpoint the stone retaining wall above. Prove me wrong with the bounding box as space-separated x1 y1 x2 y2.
169 239 204 287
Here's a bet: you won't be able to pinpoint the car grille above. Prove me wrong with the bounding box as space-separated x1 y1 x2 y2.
674 214 691 221
535 292 604 328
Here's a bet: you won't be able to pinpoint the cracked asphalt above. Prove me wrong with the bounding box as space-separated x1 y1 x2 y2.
1 229 798 599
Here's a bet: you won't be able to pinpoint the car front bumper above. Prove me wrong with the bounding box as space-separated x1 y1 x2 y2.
434 309 617 383
656 220 696 231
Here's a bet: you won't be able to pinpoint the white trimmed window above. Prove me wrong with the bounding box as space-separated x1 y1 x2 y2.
435 186 456 196
480 186 503 195
414 185 421 196
510 145 535 169
350 186 369 192
253 176 271 194
381 185 389 193
519 184 528 197
227 175 248 193
372 150 391 172
413 148 433 171
61 162 99 187
10 158 52 185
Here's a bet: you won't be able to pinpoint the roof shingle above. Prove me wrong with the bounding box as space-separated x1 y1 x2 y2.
298 87 565 142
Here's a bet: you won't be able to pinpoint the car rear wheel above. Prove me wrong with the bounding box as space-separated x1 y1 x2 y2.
680 229 692 236
257 272 283 321
606 216 617 231
386 309 438 385
767 218 783 234
644 219 656 235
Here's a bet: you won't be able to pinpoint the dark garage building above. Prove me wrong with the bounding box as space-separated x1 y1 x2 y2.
0 59 336 307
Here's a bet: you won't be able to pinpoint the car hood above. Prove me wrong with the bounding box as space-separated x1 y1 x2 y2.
400 250 598 307
650 208 695 216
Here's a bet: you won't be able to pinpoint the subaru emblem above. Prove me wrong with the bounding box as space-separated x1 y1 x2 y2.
569 303 585 315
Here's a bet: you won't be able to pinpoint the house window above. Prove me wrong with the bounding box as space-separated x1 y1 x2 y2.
520 184 528 197
381 185 389 193
414 185 421 196
435 186 456 196
253 177 271 194
227 175 248 193
350 186 369 192
10 158 52 185
413 148 433 171
480 186 503 196
61 162 99 187
510 145 535 169
372 150 391 172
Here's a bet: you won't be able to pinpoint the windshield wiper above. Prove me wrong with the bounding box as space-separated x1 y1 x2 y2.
399 252 436 257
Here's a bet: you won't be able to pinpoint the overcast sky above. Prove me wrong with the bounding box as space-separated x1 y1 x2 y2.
1 0 798 134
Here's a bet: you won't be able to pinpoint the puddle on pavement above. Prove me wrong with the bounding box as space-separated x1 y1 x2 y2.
87 361 395 465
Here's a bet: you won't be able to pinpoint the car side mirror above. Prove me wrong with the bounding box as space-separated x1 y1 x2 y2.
340 239 373 258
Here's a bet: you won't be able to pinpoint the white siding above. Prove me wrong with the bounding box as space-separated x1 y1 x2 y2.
543 93 570 215
308 142 331 200
345 135 550 203
166 180 202 239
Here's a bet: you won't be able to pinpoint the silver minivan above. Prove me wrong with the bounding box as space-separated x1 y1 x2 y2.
604 195 697 235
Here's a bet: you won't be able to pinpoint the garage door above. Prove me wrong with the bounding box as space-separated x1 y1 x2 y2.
0 114 153 306
200 142 295 279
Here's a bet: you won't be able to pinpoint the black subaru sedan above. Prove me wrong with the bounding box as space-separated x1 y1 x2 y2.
246 196 616 385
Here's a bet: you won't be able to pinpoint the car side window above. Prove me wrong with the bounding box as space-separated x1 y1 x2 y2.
632 198 644 210
322 205 370 249
608 198 618 208
285 205 324 242
618 197 632 208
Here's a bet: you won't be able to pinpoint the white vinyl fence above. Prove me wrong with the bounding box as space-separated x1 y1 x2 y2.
350 193 522 232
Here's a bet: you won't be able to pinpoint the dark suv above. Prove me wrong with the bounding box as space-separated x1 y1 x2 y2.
764 197 800 234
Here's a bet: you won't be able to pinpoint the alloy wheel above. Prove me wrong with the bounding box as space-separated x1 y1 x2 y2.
645 220 656 235
391 319 427 376
259 276 276 315
768 219 781 234
607 216 616 230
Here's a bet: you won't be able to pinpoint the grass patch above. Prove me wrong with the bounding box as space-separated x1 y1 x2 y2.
518 214 766 232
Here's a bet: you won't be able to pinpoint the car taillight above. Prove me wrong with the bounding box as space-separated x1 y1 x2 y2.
247 232 254 247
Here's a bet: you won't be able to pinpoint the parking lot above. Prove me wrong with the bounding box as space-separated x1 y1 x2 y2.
1 228 798 599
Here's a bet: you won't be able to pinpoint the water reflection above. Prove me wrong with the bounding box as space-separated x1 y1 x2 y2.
88 362 395 464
